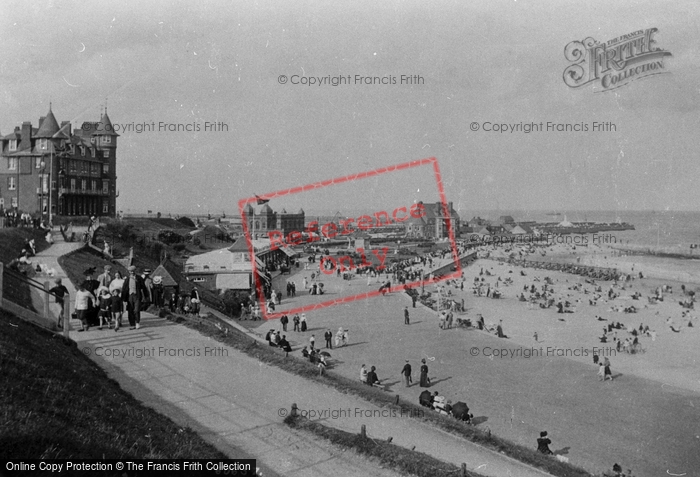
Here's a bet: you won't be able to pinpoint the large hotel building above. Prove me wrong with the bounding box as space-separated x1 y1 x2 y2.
0 106 118 218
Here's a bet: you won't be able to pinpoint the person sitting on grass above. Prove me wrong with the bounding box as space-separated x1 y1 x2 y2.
366 366 381 387
278 335 292 354
318 355 327 376
537 431 553 455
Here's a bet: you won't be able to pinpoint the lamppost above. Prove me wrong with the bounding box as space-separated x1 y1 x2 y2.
57 167 68 218
40 160 46 223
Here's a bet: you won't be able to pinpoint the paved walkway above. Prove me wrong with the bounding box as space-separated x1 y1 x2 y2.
73 314 552 477
27 232 84 326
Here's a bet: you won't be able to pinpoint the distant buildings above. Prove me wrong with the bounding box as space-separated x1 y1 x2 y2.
406 201 460 239
243 203 305 238
0 106 118 218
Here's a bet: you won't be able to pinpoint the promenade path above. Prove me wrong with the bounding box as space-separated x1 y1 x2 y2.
35 239 554 477
25 230 84 326
71 312 553 477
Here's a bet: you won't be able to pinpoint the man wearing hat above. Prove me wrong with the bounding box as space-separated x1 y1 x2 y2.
121 265 147 330
81 267 99 294
152 275 164 307
97 265 112 289
401 360 412 387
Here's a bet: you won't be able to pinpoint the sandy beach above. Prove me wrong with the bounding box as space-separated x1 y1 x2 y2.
237 243 700 476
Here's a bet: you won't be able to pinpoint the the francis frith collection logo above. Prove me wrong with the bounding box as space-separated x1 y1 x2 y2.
563 28 672 92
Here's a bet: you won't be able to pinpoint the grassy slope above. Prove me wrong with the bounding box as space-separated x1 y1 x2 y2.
285 414 483 477
0 228 49 265
0 228 50 313
0 308 227 461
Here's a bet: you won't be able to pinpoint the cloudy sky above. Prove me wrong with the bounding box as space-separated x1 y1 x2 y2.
1 0 698 216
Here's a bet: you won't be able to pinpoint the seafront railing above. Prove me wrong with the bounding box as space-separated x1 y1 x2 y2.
0 262 71 337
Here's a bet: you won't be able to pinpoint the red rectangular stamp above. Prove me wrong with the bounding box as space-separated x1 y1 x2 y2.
238 157 461 320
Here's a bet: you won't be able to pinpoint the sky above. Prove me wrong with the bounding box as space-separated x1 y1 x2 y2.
1 0 699 216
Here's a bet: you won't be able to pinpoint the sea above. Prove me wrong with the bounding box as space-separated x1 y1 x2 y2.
465 210 700 284
462 210 700 248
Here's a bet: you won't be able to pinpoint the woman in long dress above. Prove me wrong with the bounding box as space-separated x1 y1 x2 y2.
419 359 430 387
300 314 307 332
335 327 344 347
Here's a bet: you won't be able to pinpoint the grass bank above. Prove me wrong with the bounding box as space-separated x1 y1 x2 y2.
0 308 227 461
284 414 483 477
168 310 594 477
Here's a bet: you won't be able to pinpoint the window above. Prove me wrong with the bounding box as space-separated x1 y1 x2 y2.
35 157 43 169
0 198 4 208
91 148 95 158
102 199 109 213
104 150 110 158
8 177 16 190
41 174 49 193
80 146 85 156
69 144 75 154
51 181 56 190
103 136 111 144
91 163 99 174
39 138 48 150
9 139 18 151
70 160 77 172
193 277 206 283
11 197 17 208
81 179 87 191
8 158 17 170
70 178 76 190
91 180 97 191
42 198 48 213
102 164 109 174
102 180 109 194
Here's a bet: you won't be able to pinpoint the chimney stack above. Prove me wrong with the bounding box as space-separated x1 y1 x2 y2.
21 121 32 151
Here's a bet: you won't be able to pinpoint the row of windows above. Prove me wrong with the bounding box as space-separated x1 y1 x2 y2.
6 135 111 153
60 159 110 175
5 157 111 172
0 197 19 208
0 196 112 213
5 140 111 157
4 176 109 193
65 178 110 193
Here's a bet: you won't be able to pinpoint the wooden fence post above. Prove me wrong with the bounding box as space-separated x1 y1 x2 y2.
0 262 4 305
43 281 51 323
63 298 71 338
461 463 467 477
360 424 366 438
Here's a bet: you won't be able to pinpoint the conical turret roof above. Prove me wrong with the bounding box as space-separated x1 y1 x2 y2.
36 107 60 138
94 110 119 136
